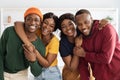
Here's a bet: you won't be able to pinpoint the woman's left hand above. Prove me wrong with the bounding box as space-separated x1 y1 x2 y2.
23 44 36 62
73 47 86 57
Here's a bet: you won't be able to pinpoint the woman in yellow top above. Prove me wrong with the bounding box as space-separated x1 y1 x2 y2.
14 12 62 80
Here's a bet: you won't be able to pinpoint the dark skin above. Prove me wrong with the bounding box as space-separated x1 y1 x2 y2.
74 13 109 57
15 14 109 69
60 19 79 71
23 14 41 62
14 17 58 68
74 13 91 57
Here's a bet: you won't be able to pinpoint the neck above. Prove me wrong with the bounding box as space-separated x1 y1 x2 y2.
67 31 76 43
25 31 37 42
41 34 53 46
67 36 75 43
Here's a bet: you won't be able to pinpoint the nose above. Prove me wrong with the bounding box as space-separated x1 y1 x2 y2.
66 25 70 30
81 24 86 29
31 20 36 25
44 23 50 29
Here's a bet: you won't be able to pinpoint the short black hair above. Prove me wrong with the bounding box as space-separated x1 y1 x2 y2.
75 9 91 17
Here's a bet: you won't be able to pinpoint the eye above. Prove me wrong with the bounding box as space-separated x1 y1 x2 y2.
43 21 48 25
34 18 40 22
77 23 82 27
85 21 90 24
26 17 32 21
69 22 73 26
50 25 55 28
61 25 66 29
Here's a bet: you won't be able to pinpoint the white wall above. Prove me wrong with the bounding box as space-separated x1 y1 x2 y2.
0 0 120 36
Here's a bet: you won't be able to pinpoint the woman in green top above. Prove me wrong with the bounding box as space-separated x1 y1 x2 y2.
0 7 45 80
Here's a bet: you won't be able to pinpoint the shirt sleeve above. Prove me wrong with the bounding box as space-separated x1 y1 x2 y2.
0 28 9 80
59 40 70 57
29 61 42 77
48 36 59 54
85 24 117 64
0 53 4 80
79 58 90 80
29 37 45 77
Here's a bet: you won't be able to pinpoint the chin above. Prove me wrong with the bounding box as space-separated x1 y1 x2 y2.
82 32 90 37
68 34 74 37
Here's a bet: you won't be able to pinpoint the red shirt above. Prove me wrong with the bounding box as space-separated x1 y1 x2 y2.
79 20 120 80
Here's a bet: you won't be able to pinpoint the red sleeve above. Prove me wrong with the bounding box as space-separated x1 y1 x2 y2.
85 24 117 64
79 58 90 80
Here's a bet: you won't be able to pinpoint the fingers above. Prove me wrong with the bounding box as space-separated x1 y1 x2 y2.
22 44 30 54
24 50 36 62
73 47 86 57
22 44 37 62
22 44 35 52
99 19 109 30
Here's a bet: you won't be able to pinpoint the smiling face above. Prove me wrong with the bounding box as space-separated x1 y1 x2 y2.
61 19 76 37
41 18 55 36
75 13 93 36
24 14 41 33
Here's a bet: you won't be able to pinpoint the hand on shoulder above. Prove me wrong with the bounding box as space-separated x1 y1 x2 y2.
98 19 109 30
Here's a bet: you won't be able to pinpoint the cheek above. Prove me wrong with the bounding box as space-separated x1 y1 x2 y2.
36 26 40 29
87 25 91 30
61 29 66 34
50 28 53 32
36 22 41 26
73 27 76 31
78 26 82 31
36 23 40 28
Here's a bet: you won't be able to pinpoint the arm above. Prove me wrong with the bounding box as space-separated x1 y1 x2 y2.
74 24 117 64
99 19 109 30
0 29 9 80
85 24 117 64
36 37 59 68
0 39 4 80
62 55 79 71
75 35 83 48
35 50 57 68
14 21 34 52
22 40 46 77
14 21 32 45
23 36 59 68
79 58 90 80
73 47 90 80
59 40 79 71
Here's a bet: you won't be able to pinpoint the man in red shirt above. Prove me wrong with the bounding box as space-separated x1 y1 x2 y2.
74 9 120 80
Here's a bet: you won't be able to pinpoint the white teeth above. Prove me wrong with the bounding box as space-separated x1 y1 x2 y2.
83 29 88 33
30 26 35 29
43 29 48 32
67 30 72 33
